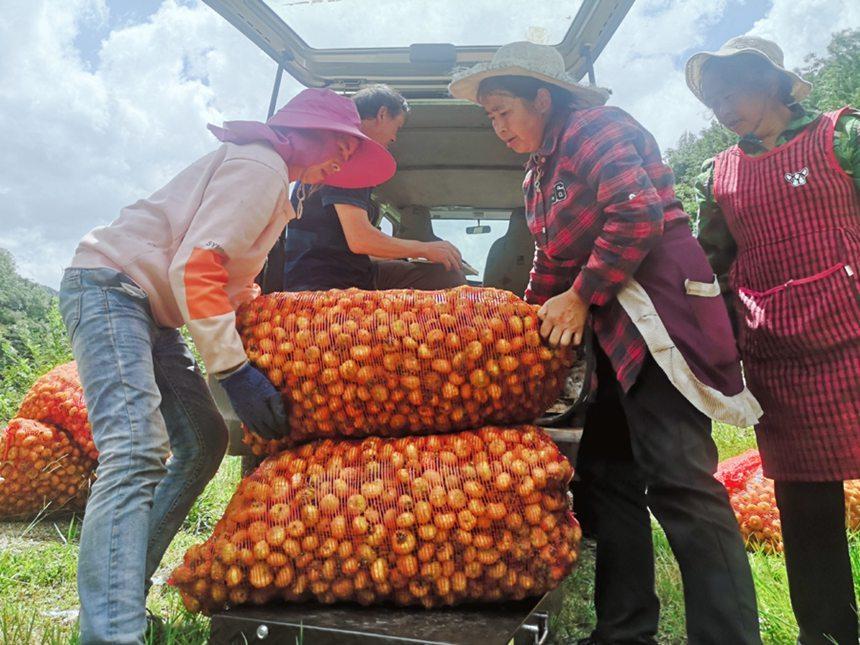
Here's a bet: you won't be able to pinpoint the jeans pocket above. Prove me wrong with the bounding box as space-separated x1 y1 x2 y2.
108 281 148 301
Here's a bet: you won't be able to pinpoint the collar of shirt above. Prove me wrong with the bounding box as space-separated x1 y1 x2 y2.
527 112 570 171
737 105 819 154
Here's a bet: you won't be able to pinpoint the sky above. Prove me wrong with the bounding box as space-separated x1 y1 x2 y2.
1 0 858 288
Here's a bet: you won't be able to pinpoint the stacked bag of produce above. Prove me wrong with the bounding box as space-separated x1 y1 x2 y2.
716 449 860 553
236 287 572 455
1 362 96 518
173 287 581 613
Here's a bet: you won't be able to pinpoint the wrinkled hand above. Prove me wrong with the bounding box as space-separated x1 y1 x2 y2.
420 241 463 272
219 362 288 440
538 289 589 347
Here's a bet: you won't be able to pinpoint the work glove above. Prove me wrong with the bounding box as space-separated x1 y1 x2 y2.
218 362 288 440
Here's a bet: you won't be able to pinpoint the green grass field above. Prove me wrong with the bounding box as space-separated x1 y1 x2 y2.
0 423 856 644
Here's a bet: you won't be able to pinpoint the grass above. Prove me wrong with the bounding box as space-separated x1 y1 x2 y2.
556 423 860 644
0 423 856 643
0 456 240 644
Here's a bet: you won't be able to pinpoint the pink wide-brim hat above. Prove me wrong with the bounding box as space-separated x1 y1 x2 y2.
210 88 396 188
269 88 395 188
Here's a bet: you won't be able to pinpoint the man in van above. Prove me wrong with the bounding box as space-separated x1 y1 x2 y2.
263 84 467 293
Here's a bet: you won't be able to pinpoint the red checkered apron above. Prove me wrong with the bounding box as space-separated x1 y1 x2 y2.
714 108 860 481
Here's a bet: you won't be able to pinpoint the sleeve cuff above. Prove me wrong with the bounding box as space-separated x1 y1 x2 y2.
321 187 371 210
572 270 610 306
215 359 249 380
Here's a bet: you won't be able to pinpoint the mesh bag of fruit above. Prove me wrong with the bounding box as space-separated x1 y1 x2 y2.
237 287 575 454
17 362 97 460
716 449 860 553
171 426 581 614
0 418 96 518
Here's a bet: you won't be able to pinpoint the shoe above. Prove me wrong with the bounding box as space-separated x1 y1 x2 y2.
145 609 167 645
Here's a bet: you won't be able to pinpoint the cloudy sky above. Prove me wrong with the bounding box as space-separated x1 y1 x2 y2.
1 0 858 288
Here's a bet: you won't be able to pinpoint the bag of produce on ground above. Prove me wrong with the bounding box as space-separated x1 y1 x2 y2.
716 449 860 552
17 361 97 460
0 418 96 518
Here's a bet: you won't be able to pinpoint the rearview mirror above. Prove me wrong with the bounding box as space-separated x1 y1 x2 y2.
466 225 491 235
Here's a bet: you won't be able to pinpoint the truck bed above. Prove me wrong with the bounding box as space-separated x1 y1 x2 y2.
209 586 562 645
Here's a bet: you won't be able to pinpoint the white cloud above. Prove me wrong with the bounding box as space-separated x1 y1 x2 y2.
0 0 280 288
597 0 858 153
749 0 860 68
597 0 729 151
0 0 856 288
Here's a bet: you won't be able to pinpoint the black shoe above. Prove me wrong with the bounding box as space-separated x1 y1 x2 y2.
575 636 658 645
145 609 167 645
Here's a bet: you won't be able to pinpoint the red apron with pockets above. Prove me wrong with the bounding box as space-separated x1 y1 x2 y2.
714 108 860 481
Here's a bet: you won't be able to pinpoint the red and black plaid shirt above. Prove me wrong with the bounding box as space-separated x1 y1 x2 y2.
523 106 689 390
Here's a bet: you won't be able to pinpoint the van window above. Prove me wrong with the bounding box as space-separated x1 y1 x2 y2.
432 220 506 281
267 0 584 49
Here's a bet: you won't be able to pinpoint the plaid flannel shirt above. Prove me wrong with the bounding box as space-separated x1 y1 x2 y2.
523 106 689 390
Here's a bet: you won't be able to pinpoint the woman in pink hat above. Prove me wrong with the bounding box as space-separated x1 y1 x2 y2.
687 35 860 645
58 87 395 645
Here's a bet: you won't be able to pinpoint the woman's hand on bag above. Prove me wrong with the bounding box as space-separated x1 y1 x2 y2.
538 289 589 347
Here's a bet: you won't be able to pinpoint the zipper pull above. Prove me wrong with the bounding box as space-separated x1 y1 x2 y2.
845 265 855 277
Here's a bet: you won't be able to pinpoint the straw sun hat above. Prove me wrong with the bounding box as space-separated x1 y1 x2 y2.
685 35 812 104
448 41 609 107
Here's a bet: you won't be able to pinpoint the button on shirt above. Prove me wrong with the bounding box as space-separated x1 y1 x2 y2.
523 106 689 390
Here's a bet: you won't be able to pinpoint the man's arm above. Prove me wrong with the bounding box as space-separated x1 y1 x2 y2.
335 203 463 271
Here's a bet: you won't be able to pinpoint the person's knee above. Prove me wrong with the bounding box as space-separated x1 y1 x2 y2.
91 446 168 496
170 415 228 481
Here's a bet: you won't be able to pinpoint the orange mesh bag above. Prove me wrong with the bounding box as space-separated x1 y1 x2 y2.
846 481 860 530
17 362 97 460
0 418 96 518
171 425 581 614
237 287 575 454
717 450 860 553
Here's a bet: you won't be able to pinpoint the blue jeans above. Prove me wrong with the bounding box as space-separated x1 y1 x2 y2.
59 268 228 645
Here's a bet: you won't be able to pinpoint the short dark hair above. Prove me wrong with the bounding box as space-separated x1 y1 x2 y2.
352 84 409 120
477 75 576 114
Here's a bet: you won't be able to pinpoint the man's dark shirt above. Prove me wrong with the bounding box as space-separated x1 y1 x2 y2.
279 183 375 291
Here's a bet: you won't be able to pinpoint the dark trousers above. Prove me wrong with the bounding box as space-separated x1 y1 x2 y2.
774 480 859 644
372 260 467 290
576 347 760 644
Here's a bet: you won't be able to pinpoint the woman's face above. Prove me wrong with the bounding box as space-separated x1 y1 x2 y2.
700 65 773 137
479 90 551 154
298 135 360 184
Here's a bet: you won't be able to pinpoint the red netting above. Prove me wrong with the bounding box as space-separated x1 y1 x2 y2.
0 418 96 518
170 426 581 614
236 287 574 455
714 449 762 495
717 449 860 553
17 361 97 460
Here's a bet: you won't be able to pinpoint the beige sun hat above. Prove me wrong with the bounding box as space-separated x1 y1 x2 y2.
685 35 812 104
448 41 610 108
